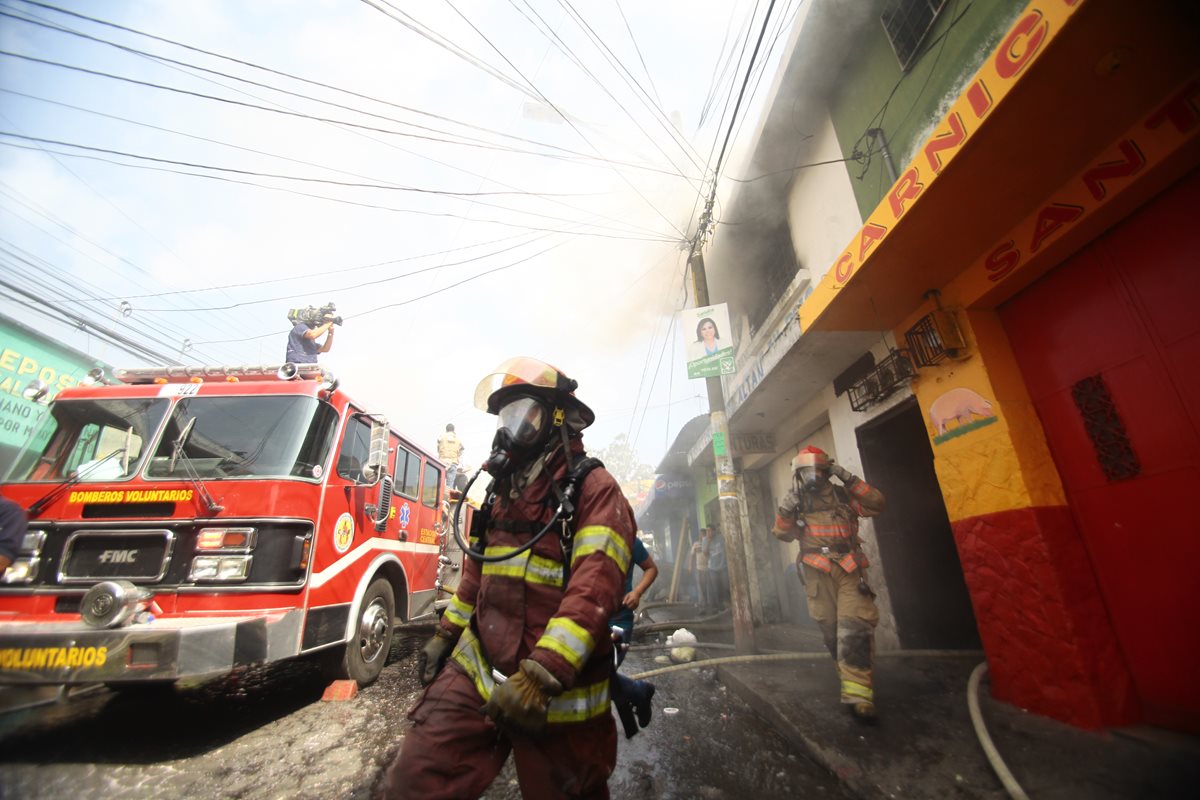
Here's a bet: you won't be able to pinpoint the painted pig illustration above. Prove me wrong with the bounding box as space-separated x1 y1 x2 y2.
928 387 995 434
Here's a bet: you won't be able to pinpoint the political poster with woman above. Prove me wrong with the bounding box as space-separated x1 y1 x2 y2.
682 304 735 379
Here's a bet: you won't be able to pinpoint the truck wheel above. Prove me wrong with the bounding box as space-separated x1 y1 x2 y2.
335 577 396 686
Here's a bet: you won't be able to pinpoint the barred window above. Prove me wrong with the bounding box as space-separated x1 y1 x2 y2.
881 0 948 71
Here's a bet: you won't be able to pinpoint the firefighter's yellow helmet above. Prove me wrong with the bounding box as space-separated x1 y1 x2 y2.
472 357 595 430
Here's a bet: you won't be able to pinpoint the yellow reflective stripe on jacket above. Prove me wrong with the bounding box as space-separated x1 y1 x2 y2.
547 679 611 723
451 627 497 701
480 546 564 588
570 525 631 573
537 616 595 671
444 594 473 630
526 554 564 587
482 546 531 579
451 627 609 722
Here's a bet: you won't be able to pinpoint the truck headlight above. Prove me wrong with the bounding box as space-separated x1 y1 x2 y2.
1 558 39 584
2 530 47 584
189 555 252 582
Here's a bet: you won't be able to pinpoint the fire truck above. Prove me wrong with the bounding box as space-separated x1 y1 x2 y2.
0 363 464 689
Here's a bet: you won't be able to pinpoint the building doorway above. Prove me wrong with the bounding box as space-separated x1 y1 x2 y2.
857 398 981 649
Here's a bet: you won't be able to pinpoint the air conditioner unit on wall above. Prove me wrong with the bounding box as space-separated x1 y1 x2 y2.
848 350 915 412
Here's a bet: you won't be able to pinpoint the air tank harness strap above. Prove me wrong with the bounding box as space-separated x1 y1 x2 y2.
549 455 605 589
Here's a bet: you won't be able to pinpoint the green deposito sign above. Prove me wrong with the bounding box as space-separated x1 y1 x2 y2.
0 315 108 455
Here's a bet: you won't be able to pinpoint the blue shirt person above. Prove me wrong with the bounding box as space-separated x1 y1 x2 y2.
0 496 29 579
609 536 659 739
610 537 659 643
284 319 335 364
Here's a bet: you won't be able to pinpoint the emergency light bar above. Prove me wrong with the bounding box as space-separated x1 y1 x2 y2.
114 364 326 385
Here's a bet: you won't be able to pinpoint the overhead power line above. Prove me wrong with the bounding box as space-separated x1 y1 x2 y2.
197 239 570 346
359 0 543 104
0 139 681 242
0 130 588 198
127 233 559 313
0 5 691 178
438 0 687 238
0 273 181 365
0 88 677 241
611 0 665 112
556 0 708 174
710 0 777 187
510 0 705 180
692 0 778 255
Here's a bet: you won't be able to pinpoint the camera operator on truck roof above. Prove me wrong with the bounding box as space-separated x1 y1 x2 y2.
284 303 341 364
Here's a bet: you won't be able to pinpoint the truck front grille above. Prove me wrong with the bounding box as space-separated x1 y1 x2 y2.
59 530 175 583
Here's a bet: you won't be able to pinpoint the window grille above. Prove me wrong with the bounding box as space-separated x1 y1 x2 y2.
847 350 915 412
881 0 948 71
904 309 966 367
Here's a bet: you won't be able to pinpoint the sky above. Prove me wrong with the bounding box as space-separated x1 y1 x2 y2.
0 0 803 472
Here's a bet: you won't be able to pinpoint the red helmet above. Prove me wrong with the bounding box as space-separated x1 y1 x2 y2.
791 445 831 473
473 356 595 430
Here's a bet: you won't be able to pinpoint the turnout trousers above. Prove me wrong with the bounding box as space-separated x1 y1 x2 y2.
802 563 880 705
383 664 617 800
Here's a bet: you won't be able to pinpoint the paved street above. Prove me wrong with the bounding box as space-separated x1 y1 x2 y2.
0 629 851 800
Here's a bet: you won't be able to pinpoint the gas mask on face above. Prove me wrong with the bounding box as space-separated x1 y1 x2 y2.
796 465 829 492
484 395 550 480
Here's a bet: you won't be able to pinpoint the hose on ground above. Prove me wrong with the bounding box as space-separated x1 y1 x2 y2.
968 661 1029 800
635 612 732 633
628 652 828 680
636 600 696 613
627 648 986 680
628 641 796 655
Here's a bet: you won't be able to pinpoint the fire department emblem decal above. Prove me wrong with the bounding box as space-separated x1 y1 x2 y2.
334 512 354 553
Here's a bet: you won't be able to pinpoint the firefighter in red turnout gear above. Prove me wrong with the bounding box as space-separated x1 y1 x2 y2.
384 358 636 799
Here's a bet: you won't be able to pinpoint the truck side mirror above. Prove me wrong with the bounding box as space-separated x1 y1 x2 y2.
360 418 389 485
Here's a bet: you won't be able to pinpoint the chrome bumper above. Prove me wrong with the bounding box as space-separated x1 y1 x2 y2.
0 610 304 685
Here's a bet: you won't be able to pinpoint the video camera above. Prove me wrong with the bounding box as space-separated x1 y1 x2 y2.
287 302 343 327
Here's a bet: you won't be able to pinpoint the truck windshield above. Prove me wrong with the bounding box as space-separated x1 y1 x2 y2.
145 395 338 480
3 398 169 483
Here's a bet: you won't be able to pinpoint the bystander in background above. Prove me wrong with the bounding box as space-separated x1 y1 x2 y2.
0 493 29 579
436 424 465 492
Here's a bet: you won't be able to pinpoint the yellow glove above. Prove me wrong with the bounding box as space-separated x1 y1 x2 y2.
483 659 563 735
417 630 455 686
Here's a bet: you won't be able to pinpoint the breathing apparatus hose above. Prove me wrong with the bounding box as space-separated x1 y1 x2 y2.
450 465 564 563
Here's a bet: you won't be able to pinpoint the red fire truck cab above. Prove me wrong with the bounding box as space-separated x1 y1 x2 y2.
0 363 458 688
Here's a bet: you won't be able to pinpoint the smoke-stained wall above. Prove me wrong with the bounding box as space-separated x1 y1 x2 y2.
787 112 867 285
828 0 1027 218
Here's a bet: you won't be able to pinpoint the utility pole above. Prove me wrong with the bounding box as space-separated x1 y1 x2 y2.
678 0 778 654
688 247 757 654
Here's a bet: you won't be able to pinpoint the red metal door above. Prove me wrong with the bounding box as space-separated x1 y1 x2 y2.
999 168 1200 732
